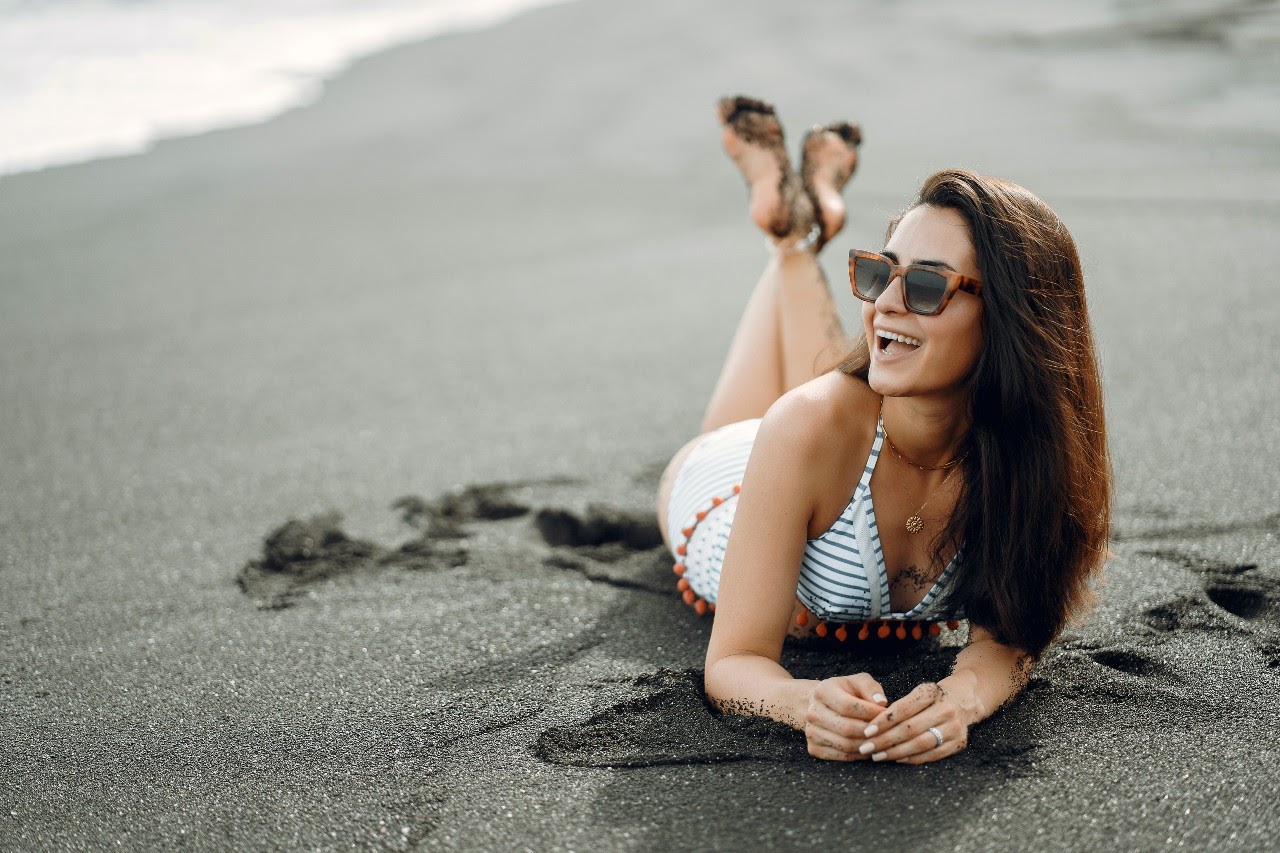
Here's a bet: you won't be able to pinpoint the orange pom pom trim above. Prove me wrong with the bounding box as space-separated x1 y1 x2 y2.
670 483 743 617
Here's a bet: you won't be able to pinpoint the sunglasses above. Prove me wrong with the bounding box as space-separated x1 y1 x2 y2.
848 250 982 316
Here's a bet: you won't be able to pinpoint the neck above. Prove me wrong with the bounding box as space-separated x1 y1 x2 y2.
881 395 970 469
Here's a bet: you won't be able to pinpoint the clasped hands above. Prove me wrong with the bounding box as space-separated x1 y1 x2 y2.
803 672 968 764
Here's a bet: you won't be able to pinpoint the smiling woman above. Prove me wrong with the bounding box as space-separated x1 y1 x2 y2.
654 96 1111 765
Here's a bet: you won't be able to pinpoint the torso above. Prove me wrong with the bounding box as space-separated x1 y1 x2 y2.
801 373 961 614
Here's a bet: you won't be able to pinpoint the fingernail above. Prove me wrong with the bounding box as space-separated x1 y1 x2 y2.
863 725 878 737
873 694 887 704
858 742 875 755
872 751 888 762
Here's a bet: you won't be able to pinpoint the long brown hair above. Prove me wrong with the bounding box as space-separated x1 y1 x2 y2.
837 168 1110 657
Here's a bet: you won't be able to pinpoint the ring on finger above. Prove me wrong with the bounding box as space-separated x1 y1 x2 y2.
928 726 944 748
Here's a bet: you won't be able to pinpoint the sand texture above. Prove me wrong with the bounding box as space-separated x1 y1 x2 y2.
2 0 1279 849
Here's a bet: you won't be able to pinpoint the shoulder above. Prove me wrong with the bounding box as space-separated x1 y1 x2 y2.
755 371 880 466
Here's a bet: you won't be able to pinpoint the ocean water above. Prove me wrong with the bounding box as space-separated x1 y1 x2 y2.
0 0 580 177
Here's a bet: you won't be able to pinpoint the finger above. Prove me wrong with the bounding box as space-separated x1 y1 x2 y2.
862 681 944 737
875 727 951 762
842 672 889 706
896 728 968 765
859 710 940 757
806 702 873 743
814 679 886 721
805 727 871 762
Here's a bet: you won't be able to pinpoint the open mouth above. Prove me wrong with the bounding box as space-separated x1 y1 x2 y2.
876 329 922 356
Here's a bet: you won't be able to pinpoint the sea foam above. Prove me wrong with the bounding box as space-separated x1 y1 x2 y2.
0 0 580 177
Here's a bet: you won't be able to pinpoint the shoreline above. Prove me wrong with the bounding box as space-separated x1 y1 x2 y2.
2 0 1278 849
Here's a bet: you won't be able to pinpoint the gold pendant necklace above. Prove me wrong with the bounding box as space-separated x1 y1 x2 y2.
889 452 960 534
880 416 966 533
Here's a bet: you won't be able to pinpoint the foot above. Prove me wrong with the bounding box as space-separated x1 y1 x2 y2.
800 121 862 249
717 95 815 245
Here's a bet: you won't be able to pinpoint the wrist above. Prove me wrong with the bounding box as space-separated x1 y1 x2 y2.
759 677 818 731
938 670 986 725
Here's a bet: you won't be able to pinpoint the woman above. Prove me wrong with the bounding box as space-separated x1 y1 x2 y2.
656 96 1110 765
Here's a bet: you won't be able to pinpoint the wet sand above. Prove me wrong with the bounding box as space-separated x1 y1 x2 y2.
2 0 1279 849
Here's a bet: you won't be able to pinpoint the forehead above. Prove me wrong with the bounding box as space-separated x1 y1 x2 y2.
885 205 978 274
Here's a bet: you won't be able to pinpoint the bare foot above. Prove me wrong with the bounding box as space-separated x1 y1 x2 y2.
800 121 862 248
717 95 814 243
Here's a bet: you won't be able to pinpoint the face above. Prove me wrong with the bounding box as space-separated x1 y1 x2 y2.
861 204 984 402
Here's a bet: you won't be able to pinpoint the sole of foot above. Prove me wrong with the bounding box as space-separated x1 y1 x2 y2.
717 95 813 241
801 121 862 248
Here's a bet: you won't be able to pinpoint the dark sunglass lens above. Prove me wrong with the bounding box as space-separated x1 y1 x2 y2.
904 269 948 314
854 257 892 300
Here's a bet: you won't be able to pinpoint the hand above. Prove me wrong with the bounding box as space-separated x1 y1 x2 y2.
857 681 969 765
803 673 889 761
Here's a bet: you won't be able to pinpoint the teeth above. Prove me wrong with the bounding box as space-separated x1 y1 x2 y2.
876 329 922 347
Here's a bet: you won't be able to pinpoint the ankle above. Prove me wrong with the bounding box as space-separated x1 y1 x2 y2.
768 223 821 256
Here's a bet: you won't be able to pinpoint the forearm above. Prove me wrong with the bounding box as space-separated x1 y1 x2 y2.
938 630 1033 726
704 652 818 730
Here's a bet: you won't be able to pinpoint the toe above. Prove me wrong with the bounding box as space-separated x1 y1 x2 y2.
826 121 862 148
717 95 776 127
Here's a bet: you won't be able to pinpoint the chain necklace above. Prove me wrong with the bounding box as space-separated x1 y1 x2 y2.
889 458 960 534
882 428 966 472
885 417 962 532
880 414 966 533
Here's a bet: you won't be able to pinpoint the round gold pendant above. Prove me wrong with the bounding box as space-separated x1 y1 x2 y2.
905 515 925 534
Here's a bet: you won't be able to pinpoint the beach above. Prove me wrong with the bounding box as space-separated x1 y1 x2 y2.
2 0 1279 849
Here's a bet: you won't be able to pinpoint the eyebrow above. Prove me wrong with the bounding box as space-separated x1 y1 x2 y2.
880 249 957 271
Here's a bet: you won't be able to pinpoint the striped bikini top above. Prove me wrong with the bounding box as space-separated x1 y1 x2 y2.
795 414 962 624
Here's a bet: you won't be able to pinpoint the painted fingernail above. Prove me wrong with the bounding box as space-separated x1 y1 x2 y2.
873 694 887 704
872 751 888 762
863 725 878 737
858 742 875 755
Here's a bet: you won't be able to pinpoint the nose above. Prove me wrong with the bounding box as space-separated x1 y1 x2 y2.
873 272 908 314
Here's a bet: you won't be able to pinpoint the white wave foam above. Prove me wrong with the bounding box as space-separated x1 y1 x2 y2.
0 0 579 177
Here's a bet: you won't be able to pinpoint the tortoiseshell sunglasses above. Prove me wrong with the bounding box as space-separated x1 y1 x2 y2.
848 250 982 316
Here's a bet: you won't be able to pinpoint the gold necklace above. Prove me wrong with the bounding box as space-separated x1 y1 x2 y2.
882 428 966 472
888 455 960 534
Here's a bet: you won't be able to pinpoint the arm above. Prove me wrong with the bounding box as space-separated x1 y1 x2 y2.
855 625 1034 764
701 392 823 726
703 381 889 756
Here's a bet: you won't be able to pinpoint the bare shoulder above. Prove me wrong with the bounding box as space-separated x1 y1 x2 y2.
756 371 880 464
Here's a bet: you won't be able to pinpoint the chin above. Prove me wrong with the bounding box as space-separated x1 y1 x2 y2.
866 366 907 398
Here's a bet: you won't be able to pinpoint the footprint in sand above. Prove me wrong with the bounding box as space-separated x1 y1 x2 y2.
1135 553 1280 633
1086 647 1176 680
236 482 536 609
533 503 673 595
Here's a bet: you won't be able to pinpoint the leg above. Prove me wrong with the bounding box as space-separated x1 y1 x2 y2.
657 97 861 537
700 250 845 432
701 98 860 432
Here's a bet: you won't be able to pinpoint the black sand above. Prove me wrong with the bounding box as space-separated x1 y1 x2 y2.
2 0 1279 849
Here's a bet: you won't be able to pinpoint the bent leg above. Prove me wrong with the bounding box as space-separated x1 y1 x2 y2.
658 97 860 536
700 249 845 432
